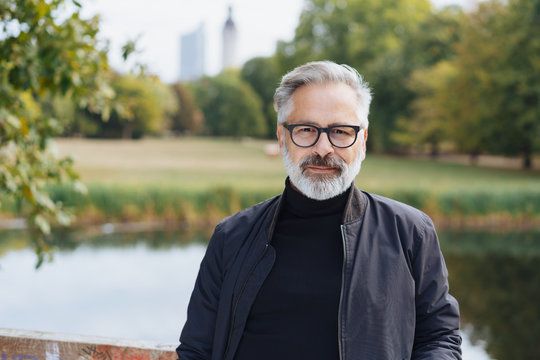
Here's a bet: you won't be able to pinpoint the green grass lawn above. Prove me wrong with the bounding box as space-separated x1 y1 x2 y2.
43 137 540 226
57 137 287 191
360 155 540 194
56 137 540 194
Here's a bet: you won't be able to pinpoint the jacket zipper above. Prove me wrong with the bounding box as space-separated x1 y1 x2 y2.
338 225 346 360
224 243 270 358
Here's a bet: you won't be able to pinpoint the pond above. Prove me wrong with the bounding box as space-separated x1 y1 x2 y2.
1 227 539 360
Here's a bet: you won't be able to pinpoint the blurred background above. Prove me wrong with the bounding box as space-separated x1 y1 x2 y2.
1 0 539 359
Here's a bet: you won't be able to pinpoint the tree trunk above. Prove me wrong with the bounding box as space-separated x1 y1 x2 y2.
522 141 532 170
122 122 133 139
429 141 439 159
469 150 479 166
523 151 532 170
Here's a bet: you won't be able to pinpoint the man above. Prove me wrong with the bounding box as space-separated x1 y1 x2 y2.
177 61 461 360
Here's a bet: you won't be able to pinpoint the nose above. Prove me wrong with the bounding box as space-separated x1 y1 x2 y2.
312 131 334 158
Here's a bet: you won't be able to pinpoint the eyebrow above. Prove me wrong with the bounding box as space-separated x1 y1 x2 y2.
291 120 358 127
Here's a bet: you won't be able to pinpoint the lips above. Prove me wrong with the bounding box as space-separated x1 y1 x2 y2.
305 165 339 172
300 155 344 175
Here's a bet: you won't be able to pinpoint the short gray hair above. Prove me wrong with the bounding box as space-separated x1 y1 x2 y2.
273 61 372 129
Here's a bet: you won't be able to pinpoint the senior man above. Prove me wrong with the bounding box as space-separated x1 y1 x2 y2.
176 61 461 360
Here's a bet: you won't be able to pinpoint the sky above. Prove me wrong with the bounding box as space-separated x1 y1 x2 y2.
80 0 478 84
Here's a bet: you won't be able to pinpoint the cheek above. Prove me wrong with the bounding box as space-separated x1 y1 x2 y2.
345 152 356 165
342 145 362 164
288 146 310 164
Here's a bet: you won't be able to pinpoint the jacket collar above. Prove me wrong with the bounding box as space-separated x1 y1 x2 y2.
342 185 367 224
266 181 367 243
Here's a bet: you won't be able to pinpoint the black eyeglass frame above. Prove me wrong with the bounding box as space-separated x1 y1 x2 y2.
282 123 362 148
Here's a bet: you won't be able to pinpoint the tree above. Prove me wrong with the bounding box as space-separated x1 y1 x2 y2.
0 0 112 266
241 57 280 138
487 0 540 168
392 6 464 157
89 73 177 139
447 0 540 168
192 70 267 138
170 82 204 135
392 61 458 157
274 0 434 151
402 5 464 69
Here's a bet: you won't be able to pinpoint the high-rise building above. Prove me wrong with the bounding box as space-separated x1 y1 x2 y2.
180 23 205 81
222 6 238 70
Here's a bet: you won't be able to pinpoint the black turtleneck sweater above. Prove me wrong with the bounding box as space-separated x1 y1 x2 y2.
234 180 349 360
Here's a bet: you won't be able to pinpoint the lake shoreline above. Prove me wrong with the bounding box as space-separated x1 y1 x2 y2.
1 213 539 234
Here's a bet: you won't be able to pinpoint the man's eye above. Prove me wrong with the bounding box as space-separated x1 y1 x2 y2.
330 128 346 135
299 127 315 133
332 127 353 136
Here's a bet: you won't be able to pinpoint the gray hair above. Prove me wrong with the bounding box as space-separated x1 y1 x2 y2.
273 61 372 129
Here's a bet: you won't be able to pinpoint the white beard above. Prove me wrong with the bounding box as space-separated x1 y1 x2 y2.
282 141 364 201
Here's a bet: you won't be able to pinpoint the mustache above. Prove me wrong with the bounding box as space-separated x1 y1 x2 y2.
299 154 346 173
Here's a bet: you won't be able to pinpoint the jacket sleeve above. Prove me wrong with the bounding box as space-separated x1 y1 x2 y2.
176 224 225 360
411 214 462 360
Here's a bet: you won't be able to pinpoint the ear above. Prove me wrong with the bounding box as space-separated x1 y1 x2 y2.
361 129 368 160
276 124 284 156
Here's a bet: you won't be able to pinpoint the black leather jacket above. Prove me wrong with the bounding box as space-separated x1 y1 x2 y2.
177 186 462 360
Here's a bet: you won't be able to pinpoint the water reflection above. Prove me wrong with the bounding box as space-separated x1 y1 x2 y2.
439 230 540 360
1 227 538 359
0 226 212 259
0 234 207 344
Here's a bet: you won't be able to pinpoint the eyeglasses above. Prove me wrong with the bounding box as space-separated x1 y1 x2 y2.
282 123 362 148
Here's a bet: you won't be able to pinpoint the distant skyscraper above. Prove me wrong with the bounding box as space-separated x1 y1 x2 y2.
180 23 205 81
222 6 238 70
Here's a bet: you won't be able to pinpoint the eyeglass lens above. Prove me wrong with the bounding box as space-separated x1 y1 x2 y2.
291 125 358 148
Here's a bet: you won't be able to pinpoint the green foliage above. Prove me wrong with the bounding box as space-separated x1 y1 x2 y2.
274 0 436 151
0 0 112 266
402 0 540 167
392 7 464 155
445 1 511 158
272 0 539 164
192 70 267 137
466 0 540 168
392 61 458 155
170 82 204 135
241 57 280 138
89 74 177 138
401 5 464 68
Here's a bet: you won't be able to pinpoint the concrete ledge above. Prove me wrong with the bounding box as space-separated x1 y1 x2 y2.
0 328 177 360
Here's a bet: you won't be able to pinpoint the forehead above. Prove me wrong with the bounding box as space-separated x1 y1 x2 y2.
288 82 359 126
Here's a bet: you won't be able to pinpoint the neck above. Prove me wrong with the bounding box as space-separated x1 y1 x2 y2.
284 178 350 218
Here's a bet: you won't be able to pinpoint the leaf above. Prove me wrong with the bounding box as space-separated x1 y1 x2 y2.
34 214 51 235
1 0 114 266
5 114 21 129
23 186 35 203
73 180 88 195
56 210 72 226
36 192 56 211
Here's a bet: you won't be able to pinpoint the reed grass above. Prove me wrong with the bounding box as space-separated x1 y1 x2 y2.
1 137 539 229
8 184 533 230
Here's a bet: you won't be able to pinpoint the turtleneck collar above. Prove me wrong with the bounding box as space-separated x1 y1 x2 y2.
283 178 351 219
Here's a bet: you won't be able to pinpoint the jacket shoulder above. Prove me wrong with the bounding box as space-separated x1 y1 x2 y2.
363 191 433 229
362 192 442 275
364 192 435 239
216 194 280 234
